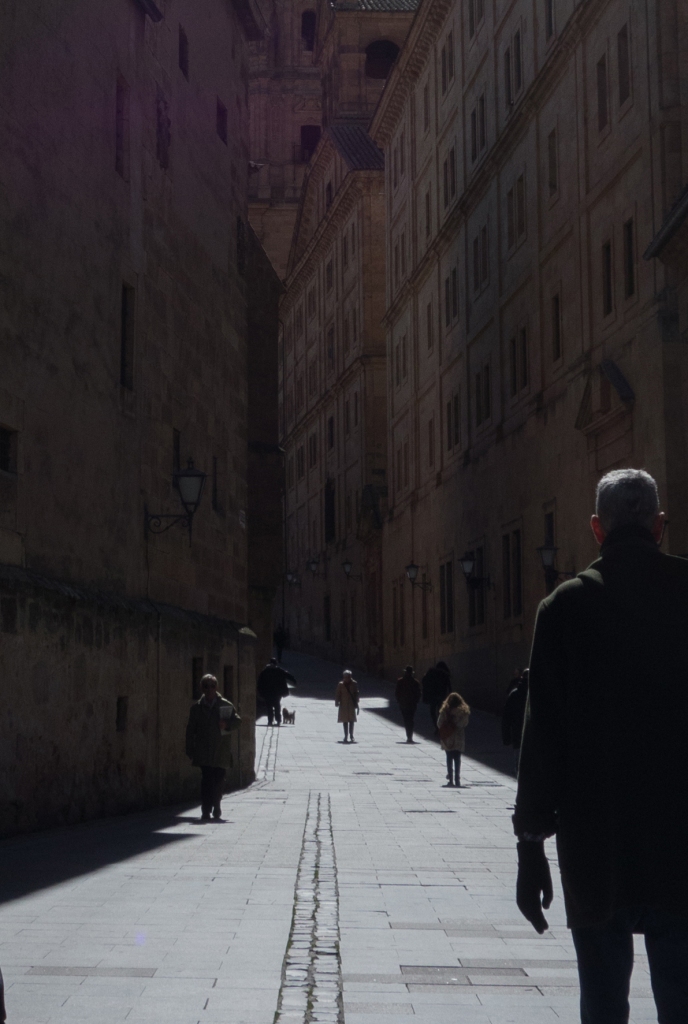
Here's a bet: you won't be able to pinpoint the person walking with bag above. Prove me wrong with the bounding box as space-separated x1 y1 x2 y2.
437 692 470 787
335 669 359 742
186 674 241 822
395 665 421 743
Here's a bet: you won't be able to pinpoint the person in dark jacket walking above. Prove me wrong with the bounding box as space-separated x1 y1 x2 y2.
514 468 688 1024
501 668 528 750
421 661 451 735
186 674 240 822
257 657 296 725
395 666 421 743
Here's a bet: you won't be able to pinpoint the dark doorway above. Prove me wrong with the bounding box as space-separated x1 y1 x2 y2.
365 40 400 79
301 11 316 50
300 124 321 163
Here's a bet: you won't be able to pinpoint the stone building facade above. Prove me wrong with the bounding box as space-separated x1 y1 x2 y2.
0 0 281 835
370 0 688 707
280 126 387 671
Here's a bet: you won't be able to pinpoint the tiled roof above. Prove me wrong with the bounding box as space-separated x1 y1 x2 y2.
327 124 385 170
332 0 418 10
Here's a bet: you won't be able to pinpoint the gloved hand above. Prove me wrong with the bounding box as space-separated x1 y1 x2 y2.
516 840 553 934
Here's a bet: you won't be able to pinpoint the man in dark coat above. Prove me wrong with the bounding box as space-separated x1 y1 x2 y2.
257 657 296 725
395 665 422 743
501 668 528 749
421 661 451 734
514 469 688 1023
186 674 240 822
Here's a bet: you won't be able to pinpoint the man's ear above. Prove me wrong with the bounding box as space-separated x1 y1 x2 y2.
591 515 606 546
651 512 666 545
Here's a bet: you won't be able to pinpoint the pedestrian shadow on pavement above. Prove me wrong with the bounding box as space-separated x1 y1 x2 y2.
0 805 200 906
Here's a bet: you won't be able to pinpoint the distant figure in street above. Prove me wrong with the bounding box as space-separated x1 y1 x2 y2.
421 661 451 735
186 674 240 822
437 692 470 787
273 623 287 661
514 468 688 1023
335 670 359 742
257 657 296 726
395 666 421 743
501 668 528 750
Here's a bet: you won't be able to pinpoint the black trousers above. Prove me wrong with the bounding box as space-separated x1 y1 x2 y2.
445 750 461 784
401 709 416 740
267 699 282 725
572 906 688 1024
200 766 226 817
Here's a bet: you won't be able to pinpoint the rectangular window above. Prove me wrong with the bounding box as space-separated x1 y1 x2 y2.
618 24 630 106
115 73 130 180
519 328 528 390
326 181 333 206
326 260 333 291
354 392 359 427
116 696 128 733
343 317 350 355
156 85 170 169
425 189 431 238
327 326 335 368
308 433 318 467
401 232 406 277
623 218 635 298
394 243 400 286
212 456 219 511
552 293 562 361
473 236 480 291
307 287 316 319
514 30 522 92
453 394 460 447
469 0 475 38
395 344 401 386
0 428 17 474
475 370 483 425
545 0 554 40
446 399 453 450
597 54 608 131
396 447 402 493
351 223 356 253
480 225 489 283
509 336 517 396
548 128 558 195
423 82 429 131
403 439 410 488
223 665 234 703
400 131 406 177
504 47 513 107
324 595 331 641
451 267 458 318
427 301 434 350
325 482 336 542
428 418 435 467
516 174 525 238
192 657 204 700
439 561 454 634
507 188 515 249
478 94 486 150
393 148 398 189
447 31 454 81
483 363 491 420
342 233 348 269
120 283 136 390
443 158 449 208
217 98 228 144
297 446 305 479
441 46 448 95
173 428 181 476
602 240 613 316
327 415 335 449
502 533 512 619
402 334 408 379
469 546 485 626
445 276 451 327
449 147 456 199
179 25 189 79
512 529 522 616
471 109 477 162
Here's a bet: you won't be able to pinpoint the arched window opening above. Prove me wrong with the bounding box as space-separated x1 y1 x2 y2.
300 125 321 162
364 39 399 79
301 11 316 51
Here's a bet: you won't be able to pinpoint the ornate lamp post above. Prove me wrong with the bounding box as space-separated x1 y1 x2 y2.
145 458 207 544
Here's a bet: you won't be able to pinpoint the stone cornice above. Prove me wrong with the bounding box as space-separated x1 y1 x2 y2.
370 0 454 146
283 169 383 311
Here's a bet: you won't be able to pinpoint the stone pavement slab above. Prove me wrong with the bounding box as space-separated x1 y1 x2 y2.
0 650 656 1023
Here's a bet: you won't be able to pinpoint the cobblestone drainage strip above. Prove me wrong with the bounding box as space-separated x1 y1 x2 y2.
274 791 343 1024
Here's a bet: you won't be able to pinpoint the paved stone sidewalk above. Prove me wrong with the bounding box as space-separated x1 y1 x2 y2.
0 651 656 1023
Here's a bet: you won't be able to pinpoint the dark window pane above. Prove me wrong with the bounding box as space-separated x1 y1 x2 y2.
618 24 630 106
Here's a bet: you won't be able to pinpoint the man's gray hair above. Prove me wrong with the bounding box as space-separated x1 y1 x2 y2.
595 469 659 533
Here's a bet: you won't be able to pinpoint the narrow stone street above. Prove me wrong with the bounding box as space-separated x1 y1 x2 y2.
1 652 655 1024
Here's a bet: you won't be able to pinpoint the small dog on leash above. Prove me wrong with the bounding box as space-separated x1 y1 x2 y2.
282 708 296 725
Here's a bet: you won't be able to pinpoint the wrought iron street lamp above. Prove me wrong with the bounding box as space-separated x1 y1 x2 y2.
145 458 207 544
459 551 491 589
285 569 301 586
537 544 575 589
405 562 431 591
307 556 326 577
342 558 362 582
